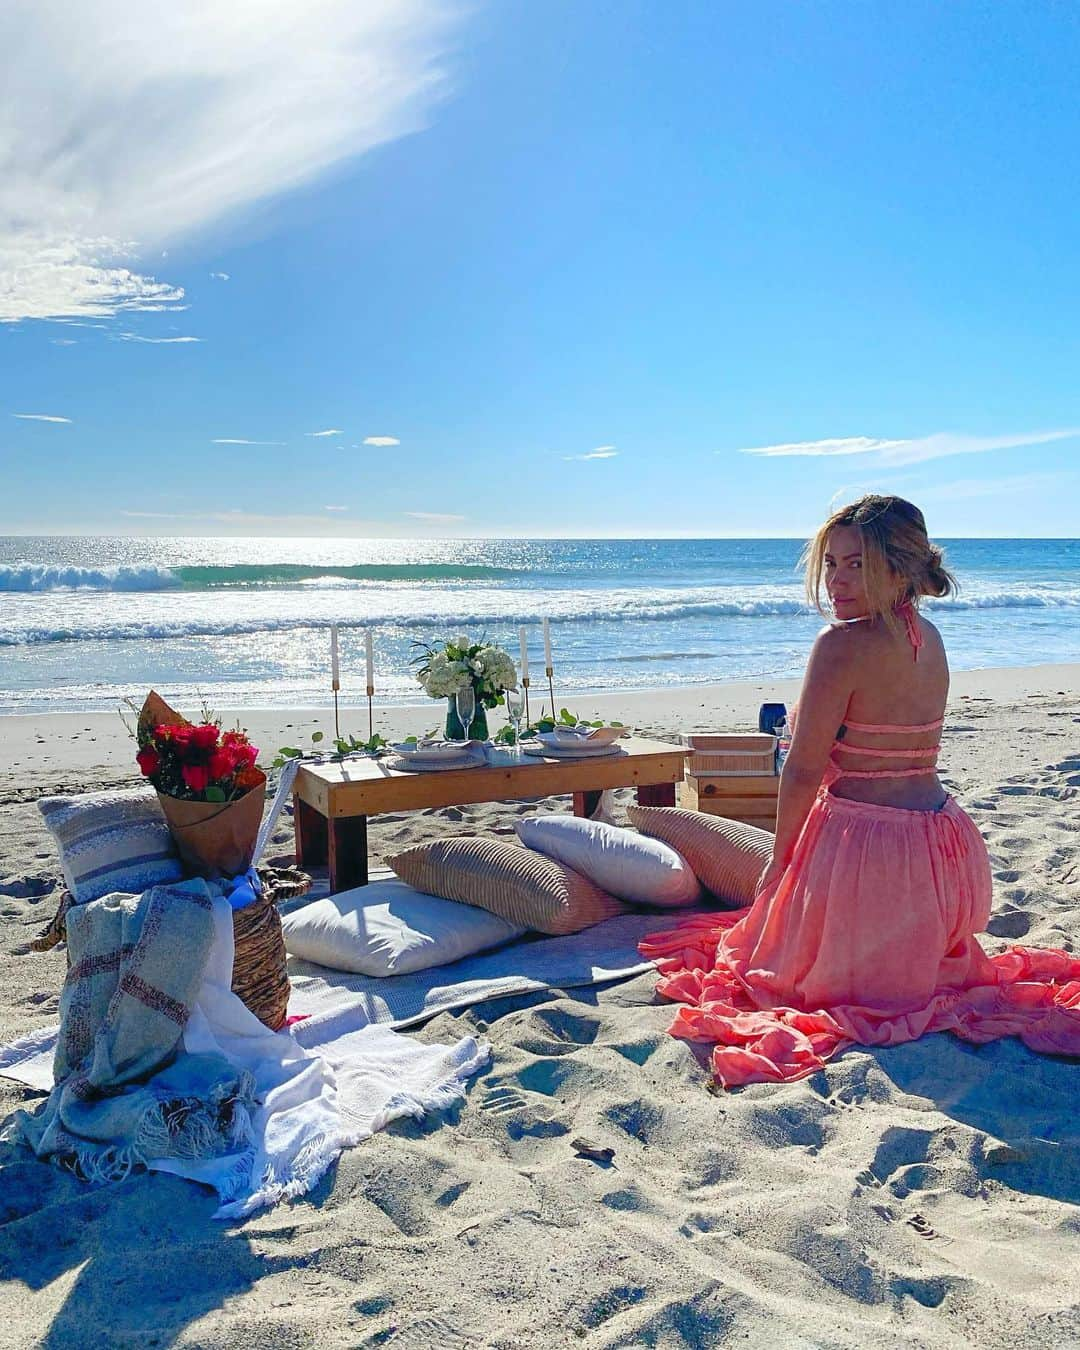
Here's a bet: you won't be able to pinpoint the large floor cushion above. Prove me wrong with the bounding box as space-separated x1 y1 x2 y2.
389 837 627 936
38 787 185 904
514 814 702 908
281 878 526 976
625 805 772 907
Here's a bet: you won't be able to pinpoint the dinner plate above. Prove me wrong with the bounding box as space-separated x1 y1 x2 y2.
522 741 624 759
391 739 475 761
385 749 485 772
536 732 622 755
547 725 626 747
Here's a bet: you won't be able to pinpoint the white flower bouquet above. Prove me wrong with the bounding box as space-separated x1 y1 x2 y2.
412 633 518 709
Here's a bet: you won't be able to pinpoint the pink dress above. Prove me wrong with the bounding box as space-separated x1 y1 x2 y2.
641 619 1080 1087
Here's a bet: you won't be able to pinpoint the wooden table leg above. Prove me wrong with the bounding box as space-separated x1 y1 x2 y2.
573 789 604 819
328 815 369 893
294 797 328 867
635 782 676 808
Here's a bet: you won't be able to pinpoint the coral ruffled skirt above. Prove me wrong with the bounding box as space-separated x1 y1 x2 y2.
641 791 1080 1087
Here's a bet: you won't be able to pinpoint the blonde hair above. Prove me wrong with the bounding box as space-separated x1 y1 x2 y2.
802 495 956 632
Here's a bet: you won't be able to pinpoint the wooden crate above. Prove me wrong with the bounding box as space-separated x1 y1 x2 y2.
681 772 778 832
683 733 776 776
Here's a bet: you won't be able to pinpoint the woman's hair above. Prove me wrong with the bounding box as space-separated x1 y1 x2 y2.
802 494 957 630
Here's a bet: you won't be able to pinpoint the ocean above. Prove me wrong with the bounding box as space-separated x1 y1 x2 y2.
2 536 1079 716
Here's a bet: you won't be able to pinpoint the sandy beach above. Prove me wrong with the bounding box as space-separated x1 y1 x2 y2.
2 665 1079 1349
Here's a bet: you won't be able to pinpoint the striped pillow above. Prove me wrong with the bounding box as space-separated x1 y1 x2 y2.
625 805 771 907
39 787 185 904
388 837 627 936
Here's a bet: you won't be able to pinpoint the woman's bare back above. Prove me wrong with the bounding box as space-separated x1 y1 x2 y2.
830 612 949 810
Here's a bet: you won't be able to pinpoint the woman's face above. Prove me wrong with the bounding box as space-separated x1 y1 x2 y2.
824 525 870 620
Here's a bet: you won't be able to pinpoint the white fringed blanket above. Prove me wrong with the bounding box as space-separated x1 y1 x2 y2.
1 887 489 1220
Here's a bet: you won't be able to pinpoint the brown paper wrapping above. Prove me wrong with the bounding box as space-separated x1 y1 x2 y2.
140 690 266 879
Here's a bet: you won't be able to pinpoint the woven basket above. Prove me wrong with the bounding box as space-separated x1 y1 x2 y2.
36 865 311 1034
231 866 310 1031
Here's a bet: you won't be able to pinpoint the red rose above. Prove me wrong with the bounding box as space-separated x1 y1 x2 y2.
136 746 160 777
182 763 212 792
208 748 236 781
168 724 193 749
191 723 220 751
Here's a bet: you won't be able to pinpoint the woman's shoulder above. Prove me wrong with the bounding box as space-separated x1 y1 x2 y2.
813 618 878 654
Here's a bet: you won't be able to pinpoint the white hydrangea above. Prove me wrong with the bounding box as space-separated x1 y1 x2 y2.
477 645 517 692
418 651 469 698
454 633 471 652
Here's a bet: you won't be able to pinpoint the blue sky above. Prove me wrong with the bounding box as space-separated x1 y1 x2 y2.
2 0 1078 538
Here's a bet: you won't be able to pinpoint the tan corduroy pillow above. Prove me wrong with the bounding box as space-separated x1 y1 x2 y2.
625 805 772 907
388 837 627 936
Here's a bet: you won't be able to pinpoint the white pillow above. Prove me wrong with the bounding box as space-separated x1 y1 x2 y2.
281 878 527 976
514 815 703 909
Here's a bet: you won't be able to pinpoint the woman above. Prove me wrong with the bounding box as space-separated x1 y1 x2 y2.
642 495 1080 1087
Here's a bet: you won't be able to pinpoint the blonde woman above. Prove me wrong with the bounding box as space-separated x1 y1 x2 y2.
642 496 1080 1087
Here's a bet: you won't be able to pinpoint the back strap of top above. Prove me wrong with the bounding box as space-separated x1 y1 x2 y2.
842 716 943 734
837 743 941 758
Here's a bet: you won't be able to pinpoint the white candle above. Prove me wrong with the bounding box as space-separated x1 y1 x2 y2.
365 630 374 690
518 626 529 681
543 618 553 670
330 624 340 687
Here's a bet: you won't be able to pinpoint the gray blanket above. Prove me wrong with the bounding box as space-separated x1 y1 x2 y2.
10 880 256 1183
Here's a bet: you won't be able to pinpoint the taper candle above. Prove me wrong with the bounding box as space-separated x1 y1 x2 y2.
365 631 375 690
542 618 553 670
518 626 530 681
330 624 340 688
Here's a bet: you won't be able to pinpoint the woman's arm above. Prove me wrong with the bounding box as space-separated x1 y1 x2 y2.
763 626 859 884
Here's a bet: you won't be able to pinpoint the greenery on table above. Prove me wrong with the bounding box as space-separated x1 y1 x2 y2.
272 729 388 767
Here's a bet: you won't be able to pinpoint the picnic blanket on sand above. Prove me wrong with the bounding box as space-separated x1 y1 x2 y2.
2 880 489 1219
284 909 673 1032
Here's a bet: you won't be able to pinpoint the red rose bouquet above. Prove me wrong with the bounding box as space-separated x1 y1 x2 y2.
135 691 266 879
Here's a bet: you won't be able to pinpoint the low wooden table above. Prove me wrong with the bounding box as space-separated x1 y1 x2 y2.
292 735 689 893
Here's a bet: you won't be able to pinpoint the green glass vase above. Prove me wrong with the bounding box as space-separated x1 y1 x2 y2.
445 696 489 742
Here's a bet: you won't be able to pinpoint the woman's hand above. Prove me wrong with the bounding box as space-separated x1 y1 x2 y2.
755 854 787 896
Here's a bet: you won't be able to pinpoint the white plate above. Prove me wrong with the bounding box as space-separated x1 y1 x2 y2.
522 741 623 760
546 725 627 747
386 750 484 772
536 732 621 754
392 739 474 760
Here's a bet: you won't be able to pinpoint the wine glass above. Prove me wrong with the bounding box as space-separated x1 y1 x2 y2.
505 686 526 756
455 684 476 742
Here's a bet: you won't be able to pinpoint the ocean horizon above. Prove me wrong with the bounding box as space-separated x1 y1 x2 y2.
2 534 1079 716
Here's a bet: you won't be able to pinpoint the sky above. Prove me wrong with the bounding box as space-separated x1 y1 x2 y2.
1 0 1078 539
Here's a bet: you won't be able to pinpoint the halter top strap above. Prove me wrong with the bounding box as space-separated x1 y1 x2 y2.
897 600 923 661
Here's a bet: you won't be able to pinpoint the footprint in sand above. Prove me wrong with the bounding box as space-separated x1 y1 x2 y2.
384 1316 474 1348
985 909 1032 939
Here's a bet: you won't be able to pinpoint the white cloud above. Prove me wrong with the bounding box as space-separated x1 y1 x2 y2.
363 435 401 446
736 429 1079 466
210 272 230 281
306 428 343 437
51 338 77 345
13 412 72 423
563 446 618 461
212 438 285 445
0 2 462 323
117 333 201 344
405 511 465 523
324 504 348 511
912 470 1078 503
